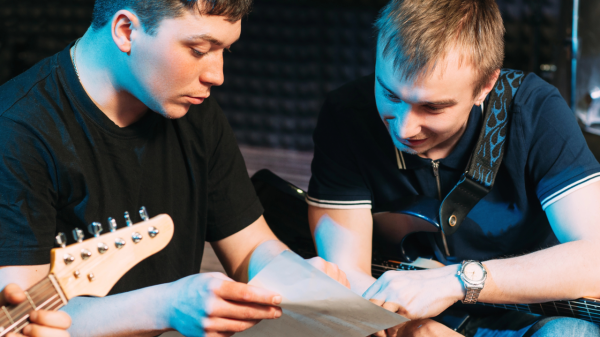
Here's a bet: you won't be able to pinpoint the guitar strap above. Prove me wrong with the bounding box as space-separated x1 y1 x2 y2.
439 69 526 236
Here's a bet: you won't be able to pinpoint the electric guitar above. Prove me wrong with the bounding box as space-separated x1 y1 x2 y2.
251 169 600 327
371 203 600 325
0 208 174 336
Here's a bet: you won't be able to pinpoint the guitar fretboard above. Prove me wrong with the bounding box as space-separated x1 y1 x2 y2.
478 299 600 324
372 260 600 325
0 276 66 336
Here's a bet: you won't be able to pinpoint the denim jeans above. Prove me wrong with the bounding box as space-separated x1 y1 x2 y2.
464 311 600 337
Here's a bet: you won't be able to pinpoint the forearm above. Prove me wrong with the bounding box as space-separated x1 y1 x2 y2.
247 239 289 281
63 282 173 337
480 239 600 304
309 209 375 294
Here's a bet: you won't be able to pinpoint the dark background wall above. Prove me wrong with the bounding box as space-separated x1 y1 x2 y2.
0 0 572 150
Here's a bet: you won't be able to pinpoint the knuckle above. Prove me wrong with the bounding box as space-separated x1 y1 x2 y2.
241 289 253 302
242 307 255 320
203 297 218 317
207 279 223 293
201 317 214 330
233 321 249 332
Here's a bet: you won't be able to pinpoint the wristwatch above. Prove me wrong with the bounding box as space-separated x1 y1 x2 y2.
457 260 487 304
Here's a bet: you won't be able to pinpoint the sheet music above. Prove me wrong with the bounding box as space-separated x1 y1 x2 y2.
236 250 408 337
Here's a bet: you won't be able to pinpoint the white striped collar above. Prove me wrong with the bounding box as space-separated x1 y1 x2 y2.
395 147 407 170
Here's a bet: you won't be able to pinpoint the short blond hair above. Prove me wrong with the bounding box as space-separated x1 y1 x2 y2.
375 0 505 97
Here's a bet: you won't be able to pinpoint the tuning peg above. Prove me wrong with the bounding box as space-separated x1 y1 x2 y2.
139 206 149 221
108 217 117 232
88 222 103 237
72 228 84 243
55 233 67 248
124 211 132 227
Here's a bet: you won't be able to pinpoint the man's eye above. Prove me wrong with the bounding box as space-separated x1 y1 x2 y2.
191 49 206 57
384 91 401 102
426 105 444 112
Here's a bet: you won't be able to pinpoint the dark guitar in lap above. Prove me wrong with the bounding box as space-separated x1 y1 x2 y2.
251 169 600 327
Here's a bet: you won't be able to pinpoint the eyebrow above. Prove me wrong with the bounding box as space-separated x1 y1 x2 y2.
376 75 458 106
186 34 239 47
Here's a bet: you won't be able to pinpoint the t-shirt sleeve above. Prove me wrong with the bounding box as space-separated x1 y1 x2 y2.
204 101 263 242
0 117 58 265
307 95 373 209
521 79 600 210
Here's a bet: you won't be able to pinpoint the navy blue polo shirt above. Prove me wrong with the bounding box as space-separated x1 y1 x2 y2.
307 73 600 262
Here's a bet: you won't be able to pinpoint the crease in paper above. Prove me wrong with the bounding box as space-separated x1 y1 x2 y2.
236 250 408 337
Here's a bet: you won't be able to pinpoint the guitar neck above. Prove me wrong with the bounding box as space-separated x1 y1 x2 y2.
371 260 600 325
478 299 600 325
0 276 67 336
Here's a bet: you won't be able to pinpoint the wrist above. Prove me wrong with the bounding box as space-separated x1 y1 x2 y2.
161 281 182 331
447 264 466 302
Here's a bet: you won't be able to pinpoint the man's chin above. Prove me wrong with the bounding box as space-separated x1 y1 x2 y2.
395 141 431 156
395 141 418 154
158 103 193 120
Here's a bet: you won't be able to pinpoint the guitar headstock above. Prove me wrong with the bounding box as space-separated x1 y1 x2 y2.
49 210 174 300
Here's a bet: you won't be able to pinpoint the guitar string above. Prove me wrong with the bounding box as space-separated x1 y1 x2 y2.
0 278 58 329
481 299 600 316
11 299 64 334
0 280 53 329
0 294 64 336
3 280 55 322
3 286 58 325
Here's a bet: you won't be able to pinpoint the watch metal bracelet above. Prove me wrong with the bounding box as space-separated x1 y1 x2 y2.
462 287 482 304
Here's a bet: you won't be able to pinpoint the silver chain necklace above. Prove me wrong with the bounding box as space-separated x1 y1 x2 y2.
70 38 81 79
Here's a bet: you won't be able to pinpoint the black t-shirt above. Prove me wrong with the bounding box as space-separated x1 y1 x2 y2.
0 43 263 294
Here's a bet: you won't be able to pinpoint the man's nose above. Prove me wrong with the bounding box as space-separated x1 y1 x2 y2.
392 109 421 139
200 52 225 87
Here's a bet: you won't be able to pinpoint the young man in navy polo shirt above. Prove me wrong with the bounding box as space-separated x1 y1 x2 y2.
306 0 600 335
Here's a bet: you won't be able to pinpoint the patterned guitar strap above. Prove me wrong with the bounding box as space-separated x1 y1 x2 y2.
439 69 526 237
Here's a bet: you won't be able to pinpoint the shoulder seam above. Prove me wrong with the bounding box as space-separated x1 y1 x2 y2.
0 59 59 117
0 114 61 197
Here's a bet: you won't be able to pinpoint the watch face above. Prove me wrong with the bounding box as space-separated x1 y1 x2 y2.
463 262 485 282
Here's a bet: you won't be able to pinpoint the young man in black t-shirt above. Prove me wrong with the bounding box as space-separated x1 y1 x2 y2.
0 1 348 336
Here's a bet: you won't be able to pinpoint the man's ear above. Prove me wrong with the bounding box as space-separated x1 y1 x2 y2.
474 69 501 105
111 10 142 54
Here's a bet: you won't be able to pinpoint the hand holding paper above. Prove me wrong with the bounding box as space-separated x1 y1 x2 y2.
237 250 408 337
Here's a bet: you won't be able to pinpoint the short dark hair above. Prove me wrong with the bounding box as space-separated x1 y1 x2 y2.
91 0 252 35
375 0 504 97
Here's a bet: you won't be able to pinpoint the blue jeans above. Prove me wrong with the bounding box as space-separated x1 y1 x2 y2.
465 312 600 337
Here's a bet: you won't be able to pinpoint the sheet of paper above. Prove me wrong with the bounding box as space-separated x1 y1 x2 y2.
236 250 408 337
